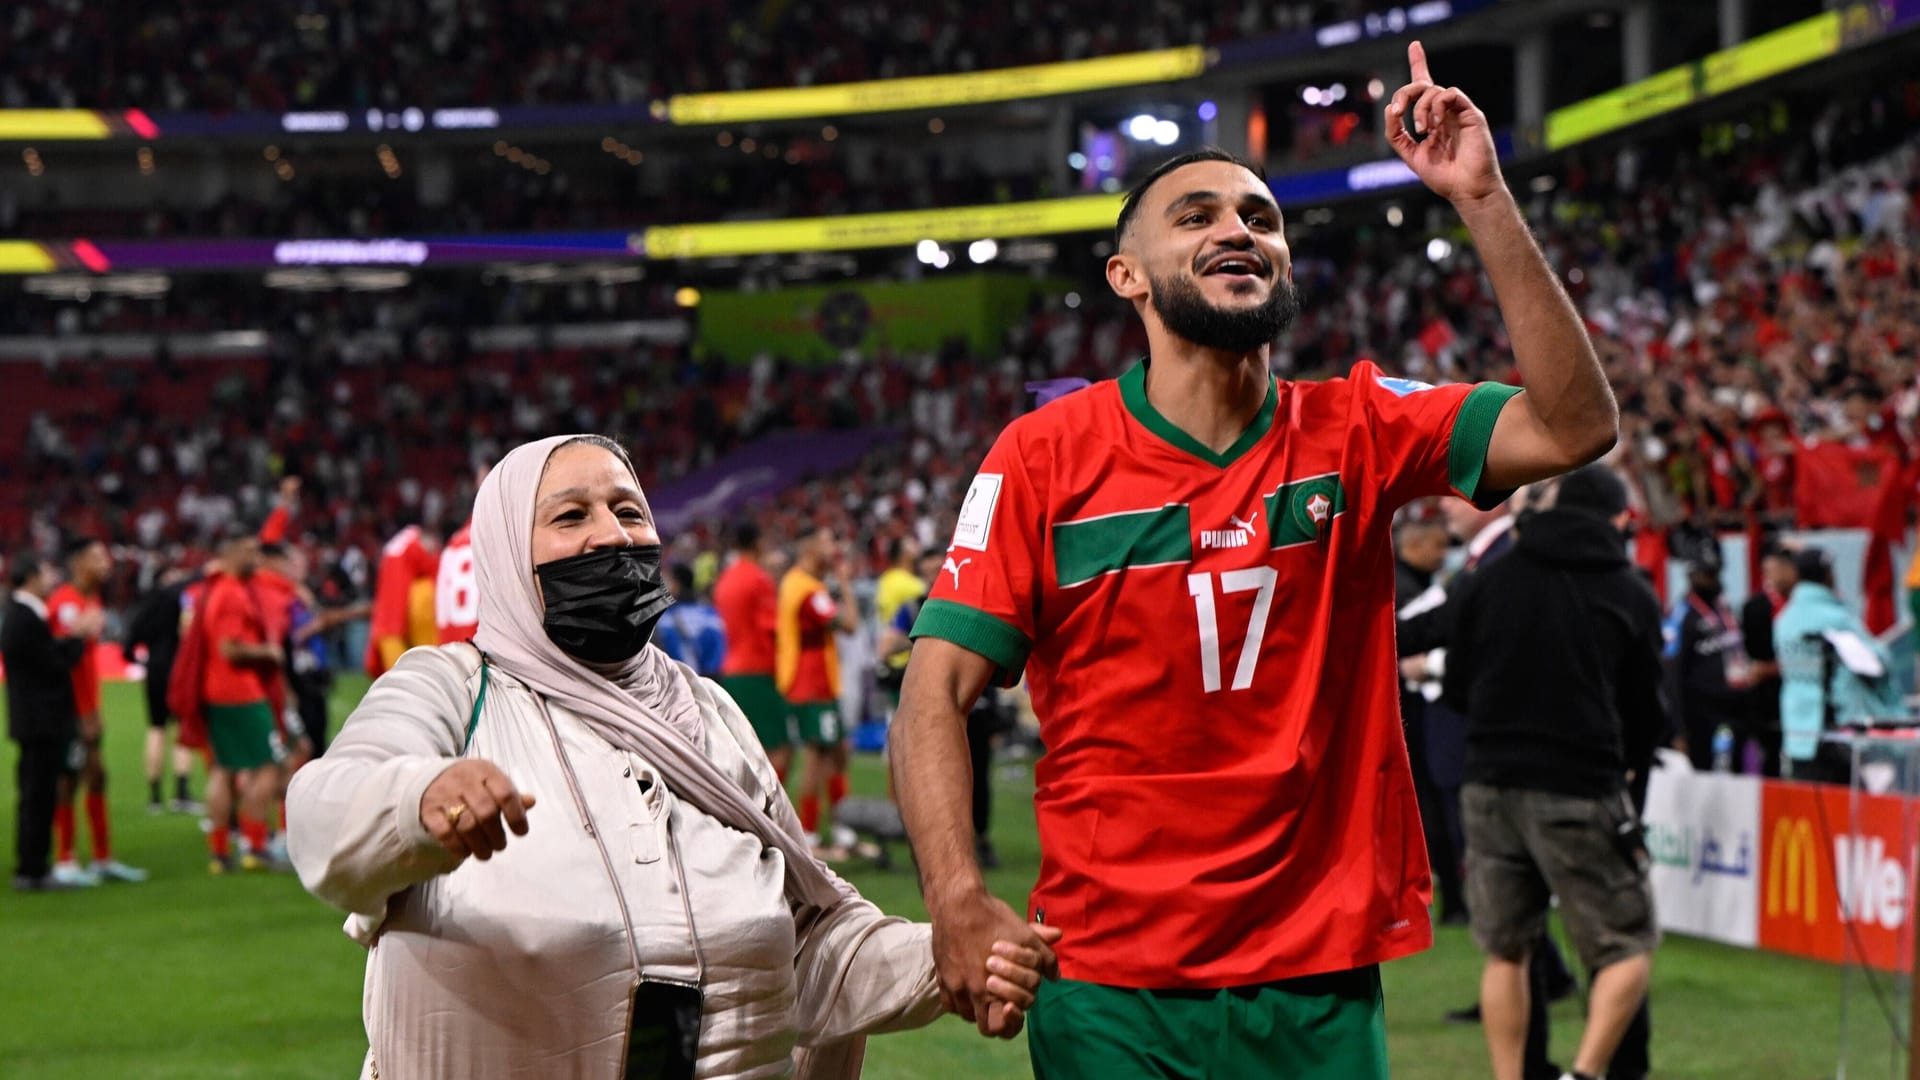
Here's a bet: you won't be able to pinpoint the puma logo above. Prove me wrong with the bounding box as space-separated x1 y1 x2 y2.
1201 511 1262 550
944 556 972 588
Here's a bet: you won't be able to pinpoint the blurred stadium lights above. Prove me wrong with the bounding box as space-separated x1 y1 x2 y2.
1385 205 1404 227
1152 119 1180 146
1124 114 1157 141
1197 101 1217 122
914 239 941 265
1064 291 1082 309
1067 152 1087 169
1426 238 1453 262
673 286 702 307
967 239 999 265
23 273 168 299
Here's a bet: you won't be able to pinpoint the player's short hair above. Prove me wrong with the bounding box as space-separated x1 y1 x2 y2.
259 541 289 559
1115 147 1268 247
669 563 696 593
886 536 912 563
1794 546 1834 587
732 521 762 552
61 534 102 563
9 551 46 588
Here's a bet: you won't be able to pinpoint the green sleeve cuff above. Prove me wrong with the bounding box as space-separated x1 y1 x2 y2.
1448 383 1524 509
910 599 1032 686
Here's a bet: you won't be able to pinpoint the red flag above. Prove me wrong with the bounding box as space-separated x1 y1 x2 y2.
1794 442 1899 529
1863 460 1917 634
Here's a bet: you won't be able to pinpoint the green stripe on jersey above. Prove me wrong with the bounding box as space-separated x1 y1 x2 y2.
1265 474 1347 549
1448 382 1524 508
1052 504 1193 588
909 599 1032 684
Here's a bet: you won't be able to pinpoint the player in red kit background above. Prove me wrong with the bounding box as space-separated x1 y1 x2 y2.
48 537 148 885
892 43 1619 1079
365 524 440 676
435 465 490 646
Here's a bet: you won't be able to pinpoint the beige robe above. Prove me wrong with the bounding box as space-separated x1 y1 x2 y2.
287 645 942 1079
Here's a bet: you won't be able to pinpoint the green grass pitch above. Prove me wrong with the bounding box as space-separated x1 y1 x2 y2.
0 678 1858 1077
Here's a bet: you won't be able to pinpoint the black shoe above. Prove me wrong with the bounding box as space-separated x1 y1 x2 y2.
12 873 79 892
1444 1003 1481 1024
975 838 1001 870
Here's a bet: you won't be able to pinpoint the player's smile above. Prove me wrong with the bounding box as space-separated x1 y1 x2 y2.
1194 247 1272 298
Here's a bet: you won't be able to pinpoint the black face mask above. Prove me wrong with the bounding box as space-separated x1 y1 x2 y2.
536 545 675 664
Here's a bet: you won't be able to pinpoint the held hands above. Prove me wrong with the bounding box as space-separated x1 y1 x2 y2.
931 886 1063 1039
419 759 538 861
1385 41 1505 207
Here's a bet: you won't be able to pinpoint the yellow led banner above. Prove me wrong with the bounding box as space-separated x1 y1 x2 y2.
1699 12 1840 97
0 243 58 273
0 110 113 140
644 195 1126 259
1544 64 1696 151
1546 10 1846 151
667 48 1206 125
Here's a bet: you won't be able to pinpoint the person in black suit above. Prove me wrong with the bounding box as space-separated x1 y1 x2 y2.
4 552 92 891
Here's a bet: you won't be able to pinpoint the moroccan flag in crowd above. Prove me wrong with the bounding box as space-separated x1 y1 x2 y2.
1794 442 1910 632
1794 443 1900 529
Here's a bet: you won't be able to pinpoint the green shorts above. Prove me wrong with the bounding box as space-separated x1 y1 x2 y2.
789 701 842 747
206 701 279 771
721 674 791 752
1028 968 1387 1080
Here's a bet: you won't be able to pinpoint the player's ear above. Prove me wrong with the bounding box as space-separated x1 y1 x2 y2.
1106 252 1148 301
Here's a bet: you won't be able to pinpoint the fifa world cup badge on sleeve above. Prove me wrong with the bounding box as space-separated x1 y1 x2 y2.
952 473 1002 551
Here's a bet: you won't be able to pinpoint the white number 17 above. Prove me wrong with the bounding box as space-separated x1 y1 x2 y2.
1187 567 1278 693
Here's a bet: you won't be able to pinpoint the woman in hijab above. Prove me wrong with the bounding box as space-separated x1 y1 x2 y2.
288 434 1056 1080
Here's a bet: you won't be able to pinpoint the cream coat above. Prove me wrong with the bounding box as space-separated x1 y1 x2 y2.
287 644 942 1079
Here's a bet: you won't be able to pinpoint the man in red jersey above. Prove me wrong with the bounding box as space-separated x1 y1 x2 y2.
712 521 789 776
48 537 147 885
435 465 491 646
364 523 440 676
892 43 1619 1075
200 533 289 872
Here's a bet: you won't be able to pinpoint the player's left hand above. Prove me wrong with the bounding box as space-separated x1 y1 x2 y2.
1386 40 1504 207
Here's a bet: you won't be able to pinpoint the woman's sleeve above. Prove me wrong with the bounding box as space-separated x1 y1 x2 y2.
285 646 473 918
791 886 944 1047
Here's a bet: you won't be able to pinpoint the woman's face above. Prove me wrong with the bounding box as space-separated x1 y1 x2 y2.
530 443 658 567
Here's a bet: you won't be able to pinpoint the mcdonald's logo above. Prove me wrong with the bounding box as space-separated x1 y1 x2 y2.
1766 817 1819 924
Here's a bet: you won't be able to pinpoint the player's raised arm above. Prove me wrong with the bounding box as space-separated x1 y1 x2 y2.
1387 40 1618 491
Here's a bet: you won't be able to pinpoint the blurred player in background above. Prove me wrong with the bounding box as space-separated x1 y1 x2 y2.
714 522 789 776
49 537 147 884
435 463 490 647
654 563 727 676
875 536 928 630
778 525 859 853
124 560 202 813
894 42 1617 1075
199 533 289 872
365 523 440 677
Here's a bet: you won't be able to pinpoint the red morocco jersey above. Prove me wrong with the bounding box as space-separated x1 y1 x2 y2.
47 585 103 718
912 358 1521 989
435 524 478 644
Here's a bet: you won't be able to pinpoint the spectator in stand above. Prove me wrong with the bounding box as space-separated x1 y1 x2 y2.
714 522 790 777
47 536 147 884
124 560 204 812
655 563 727 677
1663 549 1751 771
6 552 91 892
1446 465 1664 1080
1775 546 1902 784
778 526 859 855
1740 543 1797 778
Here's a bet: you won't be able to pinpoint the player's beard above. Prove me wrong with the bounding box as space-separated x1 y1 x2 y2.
1148 269 1300 353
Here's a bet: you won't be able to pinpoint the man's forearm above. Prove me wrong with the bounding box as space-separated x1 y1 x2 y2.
1458 191 1615 449
891 692 988 911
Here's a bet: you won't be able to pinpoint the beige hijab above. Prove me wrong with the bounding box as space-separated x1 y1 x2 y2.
469 434 843 908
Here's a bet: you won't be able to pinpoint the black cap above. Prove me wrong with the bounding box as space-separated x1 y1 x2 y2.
1554 464 1630 518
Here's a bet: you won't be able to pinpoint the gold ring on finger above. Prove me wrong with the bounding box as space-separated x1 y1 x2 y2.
444 803 467 826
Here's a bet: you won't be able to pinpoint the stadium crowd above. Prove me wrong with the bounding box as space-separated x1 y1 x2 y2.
6 1 1408 111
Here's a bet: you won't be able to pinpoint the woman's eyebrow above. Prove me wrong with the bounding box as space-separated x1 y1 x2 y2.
535 486 589 510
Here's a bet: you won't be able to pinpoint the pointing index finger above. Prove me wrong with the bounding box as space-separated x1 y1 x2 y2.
1408 40 1431 85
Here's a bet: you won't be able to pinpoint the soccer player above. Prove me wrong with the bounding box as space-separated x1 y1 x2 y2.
48 537 147 884
435 464 490 647
714 522 789 776
364 523 440 677
891 43 1618 1074
777 526 858 851
200 533 289 873
123 562 201 813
